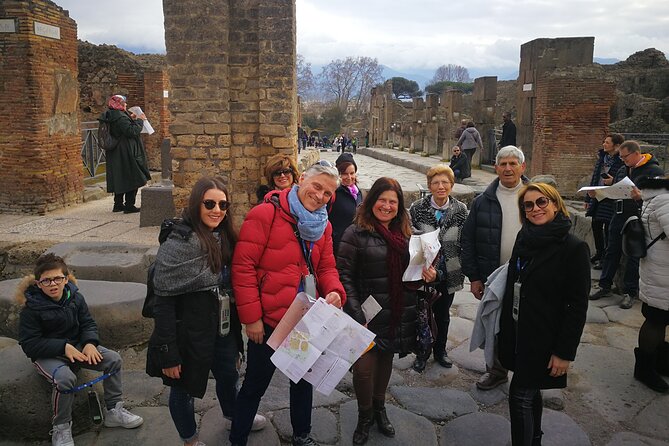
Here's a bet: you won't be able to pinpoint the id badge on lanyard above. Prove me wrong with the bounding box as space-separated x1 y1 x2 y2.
304 274 317 301
512 281 521 322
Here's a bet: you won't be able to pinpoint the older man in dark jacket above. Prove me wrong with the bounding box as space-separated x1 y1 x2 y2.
461 145 528 390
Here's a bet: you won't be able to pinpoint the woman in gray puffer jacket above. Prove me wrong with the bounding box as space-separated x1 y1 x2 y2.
456 121 483 171
337 177 424 445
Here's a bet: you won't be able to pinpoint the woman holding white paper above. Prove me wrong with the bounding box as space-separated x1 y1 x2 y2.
101 94 151 213
409 164 468 373
337 177 420 445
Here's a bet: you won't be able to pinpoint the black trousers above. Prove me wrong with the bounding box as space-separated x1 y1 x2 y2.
113 189 138 207
508 378 543 446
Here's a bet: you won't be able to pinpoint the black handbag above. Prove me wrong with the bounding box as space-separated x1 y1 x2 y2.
414 286 441 357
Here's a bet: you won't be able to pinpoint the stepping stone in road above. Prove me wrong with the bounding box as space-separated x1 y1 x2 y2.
447 316 475 344
423 362 459 386
541 408 591 446
632 393 669 441
339 399 437 446
603 304 644 329
469 382 508 407
389 386 478 421
604 325 639 352
439 412 510 446
586 305 610 323
448 341 486 373
273 407 337 444
606 431 669 446
92 406 182 446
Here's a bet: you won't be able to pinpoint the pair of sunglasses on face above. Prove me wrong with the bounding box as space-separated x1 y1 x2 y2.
522 196 551 212
202 200 230 211
272 169 293 178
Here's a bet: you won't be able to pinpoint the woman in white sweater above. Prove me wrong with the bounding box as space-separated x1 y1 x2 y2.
636 176 669 393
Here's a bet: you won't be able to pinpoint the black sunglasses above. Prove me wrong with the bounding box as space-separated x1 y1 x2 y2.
522 196 551 212
313 160 333 168
202 200 230 211
272 168 293 178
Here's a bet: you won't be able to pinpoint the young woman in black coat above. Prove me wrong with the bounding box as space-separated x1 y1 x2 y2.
329 153 363 254
498 182 589 446
147 176 265 445
337 177 427 445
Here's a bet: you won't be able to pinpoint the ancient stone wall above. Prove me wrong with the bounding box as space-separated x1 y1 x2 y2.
0 0 81 214
164 0 297 220
471 76 497 166
533 67 616 195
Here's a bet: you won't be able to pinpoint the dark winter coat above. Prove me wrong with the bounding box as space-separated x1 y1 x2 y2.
584 149 624 222
232 188 346 328
328 184 363 254
146 223 243 399
337 225 417 355
103 109 151 194
498 231 590 389
449 153 471 180
461 177 529 283
499 120 517 148
18 280 99 361
612 153 665 218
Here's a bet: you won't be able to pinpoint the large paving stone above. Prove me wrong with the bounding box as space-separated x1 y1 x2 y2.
448 316 474 344
273 407 338 444
0 278 151 348
586 305 610 323
452 290 477 307
0 344 99 440
604 325 638 352
541 388 565 410
632 393 669 440
389 386 477 421
423 362 459 385
199 405 280 446
603 304 644 328
606 431 669 446
589 294 621 309
469 382 508 407
336 369 403 394
257 373 349 413
392 353 416 370
90 406 180 446
449 341 486 373
120 370 166 407
439 412 510 446
47 242 154 284
456 303 478 321
572 344 657 423
339 399 437 446
541 408 591 446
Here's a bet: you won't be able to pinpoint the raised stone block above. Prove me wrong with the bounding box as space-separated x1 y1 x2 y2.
140 184 177 227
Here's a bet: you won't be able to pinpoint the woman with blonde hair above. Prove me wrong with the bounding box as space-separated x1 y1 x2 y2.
497 182 589 445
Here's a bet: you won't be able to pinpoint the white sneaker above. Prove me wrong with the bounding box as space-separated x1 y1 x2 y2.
51 422 74 446
225 413 267 431
103 402 144 429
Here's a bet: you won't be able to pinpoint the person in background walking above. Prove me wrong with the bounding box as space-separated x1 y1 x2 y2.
499 182 589 445
449 146 470 182
365 131 370 148
584 133 625 269
103 94 151 214
499 112 517 148
337 177 419 445
461 145 528 391
409 165 468 373
590 140 664 309
329 153 363 254
634 176 669 393
456 121 483 173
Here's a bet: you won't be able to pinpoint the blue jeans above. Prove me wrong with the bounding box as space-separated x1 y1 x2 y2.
230 324 313 445
169 332 239 441
508 379 543 446
599 213 639 294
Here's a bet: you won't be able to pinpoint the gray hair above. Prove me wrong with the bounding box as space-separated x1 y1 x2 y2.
302 163 340 185
496 145 525 165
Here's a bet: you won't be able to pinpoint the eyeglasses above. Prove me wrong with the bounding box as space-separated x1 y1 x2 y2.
430 180 452 187
619 151 631 160
313 160 333 168
202 200 230 211
272 169 293 178
522 196 551 212
37 276 66 286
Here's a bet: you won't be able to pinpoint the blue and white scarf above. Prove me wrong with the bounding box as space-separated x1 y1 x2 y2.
288 186 329 241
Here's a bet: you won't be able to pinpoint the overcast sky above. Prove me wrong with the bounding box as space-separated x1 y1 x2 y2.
57 0 668 75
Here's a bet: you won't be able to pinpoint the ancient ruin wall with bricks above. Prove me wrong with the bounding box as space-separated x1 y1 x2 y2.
0 0 82 214
163 0 297 220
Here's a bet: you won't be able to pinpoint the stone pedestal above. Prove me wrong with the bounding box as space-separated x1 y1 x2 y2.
140 184 177 228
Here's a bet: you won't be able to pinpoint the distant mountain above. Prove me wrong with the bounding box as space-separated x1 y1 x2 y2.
594 57 619 65
381 66 432 89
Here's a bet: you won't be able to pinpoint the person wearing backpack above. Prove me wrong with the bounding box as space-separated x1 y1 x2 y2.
634 176 669 393
146 176 266 446
101 95 151 214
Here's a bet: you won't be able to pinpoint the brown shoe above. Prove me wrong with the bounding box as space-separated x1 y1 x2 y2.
476 372 508 390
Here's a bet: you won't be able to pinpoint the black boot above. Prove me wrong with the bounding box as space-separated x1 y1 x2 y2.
634 348 669 393
352 408 374 445
373 400 395 437
656 342 669 376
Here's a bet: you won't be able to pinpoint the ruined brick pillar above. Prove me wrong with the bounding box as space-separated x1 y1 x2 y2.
143 70 171 170
472 76 497 166
533 67 616 195
163 0 296 219
0 0 81 214
410 97 425 153
439 90 463 159
423 93 439 156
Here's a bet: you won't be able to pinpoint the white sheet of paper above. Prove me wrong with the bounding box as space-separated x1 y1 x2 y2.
578 176 635 200
361 295 382 323
403 228 441 281
303 349 353 395
127 106 155 135
267 292 312 350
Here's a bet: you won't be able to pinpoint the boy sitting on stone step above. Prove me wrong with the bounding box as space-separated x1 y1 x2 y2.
16 253 143 446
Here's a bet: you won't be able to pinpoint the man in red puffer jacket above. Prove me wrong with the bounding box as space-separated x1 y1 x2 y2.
230 162 346 446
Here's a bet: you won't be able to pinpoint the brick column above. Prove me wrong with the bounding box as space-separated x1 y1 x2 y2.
0 0 81 214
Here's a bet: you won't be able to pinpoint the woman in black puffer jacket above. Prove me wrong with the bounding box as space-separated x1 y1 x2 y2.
337 177 426 445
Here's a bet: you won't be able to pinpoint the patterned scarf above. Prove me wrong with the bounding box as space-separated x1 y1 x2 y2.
347 184 359 200
287 186 329 241
374 221 408 333
108 95 126 111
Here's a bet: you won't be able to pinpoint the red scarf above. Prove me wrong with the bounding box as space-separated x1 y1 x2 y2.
374 222 408 334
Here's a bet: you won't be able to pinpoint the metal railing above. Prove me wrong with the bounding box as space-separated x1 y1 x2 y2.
80 121 106 177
